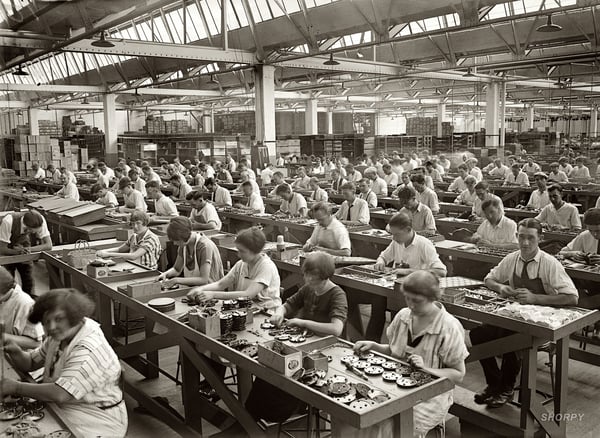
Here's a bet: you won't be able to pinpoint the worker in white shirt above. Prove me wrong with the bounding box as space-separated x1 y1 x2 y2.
526 172 550 210
188 167 205 187
391 173 413 197
304 202 350 256
204 178 232 207
187 191 222 231
448 164 469 192
225 154 237 173
234 181 265 214
331 169 347 193
146 181 179 217
267 172 287 196
358 179 378 208
91 183 118 208
365 168 388 196
237 162 255 180
309 178 328 203
345 164 362 183
173 157 185 173
488 159 511 179
237 171 260 194
98 161 115 180
467 158 483 182
503 163 530 187
382 164 399 187
535 184 581 230
548 162 569 183
260 163 275 186
142 165 162 184
129 169 147 197
560 208 600 264
558 156 573 175
96 165 111 189
110 167 125 193
335 182 370 225
396 186 436 233
424 161 442 183
276 154 285 167
569 156 591 179
292 167 311 190
215 162 233 184
472 181 503 218
31 163 45 180
471 198 519 249
438 154 451 171
56 173 79 201
432 157 445 175
46 165 62 184
276 184 308 217
170 175 193 201
454 175 478 206
119 177 147 213
521 156 541 175
412 167 434 190
411 174 440 214
117 158 131 175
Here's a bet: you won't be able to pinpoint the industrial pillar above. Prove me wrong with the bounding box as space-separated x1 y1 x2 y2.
437 103 446 137
525 104 535 131
499 81 507 153
254 65 276 158
326 110 334 135
485 82 500 148
202 114 213 133
102 94 118 166
591 105 598 138
305 99 318 135
28 108 39 135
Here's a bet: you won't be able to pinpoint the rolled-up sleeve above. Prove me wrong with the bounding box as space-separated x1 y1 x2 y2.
484 253 515 284
541 257 579 297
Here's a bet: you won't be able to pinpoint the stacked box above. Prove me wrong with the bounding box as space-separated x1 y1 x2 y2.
38 120 61 136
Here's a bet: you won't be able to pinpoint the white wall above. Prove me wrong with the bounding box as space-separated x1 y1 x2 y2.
376 115 406 135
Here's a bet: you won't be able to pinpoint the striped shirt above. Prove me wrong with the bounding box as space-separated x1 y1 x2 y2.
126 229 162 269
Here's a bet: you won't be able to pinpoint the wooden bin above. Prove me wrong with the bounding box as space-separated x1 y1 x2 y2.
258 340 303 377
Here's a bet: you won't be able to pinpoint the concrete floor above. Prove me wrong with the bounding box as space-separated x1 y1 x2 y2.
29 260 600 437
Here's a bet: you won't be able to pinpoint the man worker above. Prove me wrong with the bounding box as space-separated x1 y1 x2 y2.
411 174 440 214
335 182 370 225
395 186 436 233
471 198 519 249
526 172 550 210
303 202 351 256
146 181 178 217
276 184 308 217
535 184 581 230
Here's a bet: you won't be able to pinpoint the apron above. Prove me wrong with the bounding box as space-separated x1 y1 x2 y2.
183 233 202 277
512 256 546 294
43 320 127 437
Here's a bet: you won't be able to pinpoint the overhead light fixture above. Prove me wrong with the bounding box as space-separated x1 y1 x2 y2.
536 14 562 33
13 65 29 76
463 67 476 78
91 31 115 48
323 53 339 66
356 50 364 59
81 97 90 105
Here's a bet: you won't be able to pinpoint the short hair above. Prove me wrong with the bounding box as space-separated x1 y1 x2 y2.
301 252 335 280
550 162 559 167
130 210 150 226
186 190 204 201
235 227 266 253
383 164 391 171
183 160 191 165
511 163 520 169
241 181 253 189
169 174 181 182
167 216 193 241
23 210 44 229
548 184 563 193
118 176 132 189
309 177 319 185
458 164 468 171
340 182 356 191
128 169 139 178
464 175 477 185
90 183 106 195
114 167 123 174
584 208 600 226
141 165 152 173
0 266 16 296
297 166 306 173
311 201 332 216
474 181 489 191
395 186 417 200
388 212 412 230
29 289 95 326
425 161 433 167
482 197 502 211
358 178 370 185
576 156 585 163
97 162 106 169
559 156 568 163
204 177 215 186
273 171 284 179
146 180 161 191
410 174 425 185
518 218 543 236
402 271 441 301
275 184 292 196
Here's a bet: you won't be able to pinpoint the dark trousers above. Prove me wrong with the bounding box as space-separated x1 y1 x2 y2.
347 291 387 342
470 325 522 393
6 263 34 296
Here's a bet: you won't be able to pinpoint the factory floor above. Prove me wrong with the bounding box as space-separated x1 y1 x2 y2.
28 260 600 438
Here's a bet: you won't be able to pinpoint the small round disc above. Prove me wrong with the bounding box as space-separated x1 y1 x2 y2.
367 356 385 365
396 377 419 388
382 361 398 370
349 400 372 411
327 375 348 385
354 383 372 399
357 352 374 360
148 297 175 307
329 382 350 395
21 411 44 421
397 365 413 376
353 360 369 369
275 334 291 341
364 366 384 376
340 355 358 364
410 371 430 381
382 372 399 382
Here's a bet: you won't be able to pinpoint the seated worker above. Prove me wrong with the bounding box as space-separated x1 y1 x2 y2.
334 182 370 225
31 163 45 180
156 217 223 287
382 164 399 187
395 186 436 233
260 163 274 186
503 163 530 187
425 160 443 183
526 172 550 210
189 166 205 187
569 156 590 179
471 198 519 249
354 271 467 437
470 218 578 408
548 161 569 183
291 166 311 190
142 165 162 184
358 178 378 208
96 162 111 188
118 177 147 213
560 208 600 264
276 184 308 217
448 164 469 192
187 191 222 231
234 181 265 214
345 163 362 183
488 158 511 179
96 211 162 270
267 172 287 196
170 174 193 201
454 175 478 206
128 169 147 197
56 173 80 201
365 168 388 196
204 178 232 207
1 289 128 437
91 183 118 208
439 154 451 171
188 227 281 309
303 202 351 256
0 210 52 296
0 266 43 349
467 158 483 182
472 181 503 219
412 166 435 190
146 181 179 217
46 164 62 184
309 177 328 203
391 172 413 196
374 213 447 277
60 167 77 185
235 171 260 194
330 168 347 193
522 156 541 175
558 156 573 175
412 174 440 214
215 162 233 184
110 167 124 192
535 184 581 230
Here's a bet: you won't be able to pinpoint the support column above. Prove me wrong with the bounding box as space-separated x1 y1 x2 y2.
326 110 334 135
28 108 39 135
499 81 507 153
305 99 318 135
202 114 213 133
254 65 276 158
437 103 446 137
525 104 535 131
591 105 598 137
485 82 500 148
102 94 118 166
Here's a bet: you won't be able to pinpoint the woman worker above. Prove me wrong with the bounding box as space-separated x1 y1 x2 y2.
355 271 468 437
0 289 128 437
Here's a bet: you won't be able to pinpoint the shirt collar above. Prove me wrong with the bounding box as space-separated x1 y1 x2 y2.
399 302 446 335
520 248 541 263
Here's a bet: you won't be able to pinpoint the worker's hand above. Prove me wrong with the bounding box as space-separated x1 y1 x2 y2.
2 340 22 356
156 272 169 282
407 354 425 369
286 318 304 328
373 261 386 271
499 284 517 297
0 378 18 396
162 278 178 288
96 250 108 258
515 288 537 304
571 252 587 263
188 288 213 302
269 313 285 327
354 340 375 354
302 243 315 252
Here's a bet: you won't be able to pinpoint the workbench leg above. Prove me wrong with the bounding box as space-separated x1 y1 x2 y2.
554 338 569 437
97 292 114 342
520 347 537 437
145 319 160 379
46 262 64 289
180 349 204 434
237 368 253 404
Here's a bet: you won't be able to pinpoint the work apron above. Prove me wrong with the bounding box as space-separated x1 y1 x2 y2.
183 233 202 277
511 257 546 295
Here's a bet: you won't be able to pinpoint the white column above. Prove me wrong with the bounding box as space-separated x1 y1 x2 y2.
326 110 333 135
499 81 507 152
254 65 276 157
437 103 446 137
102 94 118 166
305 99 318 135
525 104 535 131
202 114 213 133
591 105 598 137
28 108 40 135
485 82 500 148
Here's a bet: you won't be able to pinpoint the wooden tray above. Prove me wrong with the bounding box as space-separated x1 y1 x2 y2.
60 204 106 226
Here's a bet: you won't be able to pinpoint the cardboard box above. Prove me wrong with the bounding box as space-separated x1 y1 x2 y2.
303 351 329 371
188 309 220 337
269 247 300 261
258 340 302 377
125 281 161 298
86 264 110 278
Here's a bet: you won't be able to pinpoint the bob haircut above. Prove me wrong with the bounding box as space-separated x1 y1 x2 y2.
584 208 600 226
301 252 335 280
167 216 193 242
90 183 106 195
130 210 150 226
235 227 266 254
118 177 132 190
29 288 95 326
401 270 441 301
518 218 543 236
388 212 412 230
464 175 477 185
23 210 44 229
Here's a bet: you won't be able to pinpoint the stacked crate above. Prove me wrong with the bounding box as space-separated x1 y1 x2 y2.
12 136 79 176
406 117 454 136
38 120 61 136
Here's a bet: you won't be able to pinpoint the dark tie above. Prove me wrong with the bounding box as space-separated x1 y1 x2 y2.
346 203 352 221
521 259 534 280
